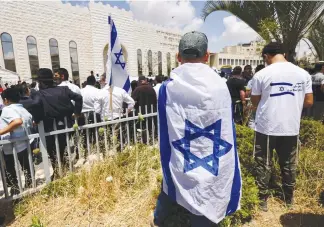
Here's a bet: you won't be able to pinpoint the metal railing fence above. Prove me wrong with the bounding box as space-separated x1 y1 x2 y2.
0 105 157 200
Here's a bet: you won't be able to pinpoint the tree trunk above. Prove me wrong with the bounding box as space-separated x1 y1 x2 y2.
283 41 297 64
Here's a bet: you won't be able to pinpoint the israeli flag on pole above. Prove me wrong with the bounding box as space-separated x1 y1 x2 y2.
158 63 242 224
106 16 131 92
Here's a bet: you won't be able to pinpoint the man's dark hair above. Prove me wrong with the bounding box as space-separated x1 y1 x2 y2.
244 65 252 70
18 83 29 96
31 81 37 88
87 75 96 86
4 83 8 87
232 66 242 76
138 75 147 83
131 80 137 91
155 75 163 84
91 71 94 75
1 87 21 103
57 68 69 81
262 42 284 56
255 64 265 73
82 81 87 88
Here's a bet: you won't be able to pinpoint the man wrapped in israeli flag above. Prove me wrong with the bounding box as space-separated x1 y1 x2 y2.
152 32 242 226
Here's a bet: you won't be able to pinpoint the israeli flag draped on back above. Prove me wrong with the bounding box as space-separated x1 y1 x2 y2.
106 16 131 92
158 63 242 224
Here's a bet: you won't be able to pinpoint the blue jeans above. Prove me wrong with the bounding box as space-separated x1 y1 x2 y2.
153 191 217 227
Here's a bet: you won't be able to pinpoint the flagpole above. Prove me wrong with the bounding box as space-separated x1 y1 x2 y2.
108 13 113 113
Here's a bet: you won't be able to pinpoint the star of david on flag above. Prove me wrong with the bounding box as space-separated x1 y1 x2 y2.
114 49 126 70
106 16 130 92
172 119 232 176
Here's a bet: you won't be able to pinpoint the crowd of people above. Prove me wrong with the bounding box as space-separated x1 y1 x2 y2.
0 67 165 197
0 30 320 226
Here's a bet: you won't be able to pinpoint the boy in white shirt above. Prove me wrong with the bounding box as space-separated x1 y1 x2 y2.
251 42 313 211
0 87 34 196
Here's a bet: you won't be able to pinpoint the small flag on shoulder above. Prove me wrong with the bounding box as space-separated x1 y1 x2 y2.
106 16 131 92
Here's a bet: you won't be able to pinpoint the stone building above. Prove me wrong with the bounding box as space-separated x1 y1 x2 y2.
210 41 264 69
0 1 182 84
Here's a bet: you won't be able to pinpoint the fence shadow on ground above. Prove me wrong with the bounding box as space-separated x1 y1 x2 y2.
280 212 324 227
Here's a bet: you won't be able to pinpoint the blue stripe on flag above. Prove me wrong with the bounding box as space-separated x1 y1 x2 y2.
270 92 295 97
226 121 242 215
270 82 293 86
109 68 112 86
158 79 176 201
110 20 117 51
123 77 130 92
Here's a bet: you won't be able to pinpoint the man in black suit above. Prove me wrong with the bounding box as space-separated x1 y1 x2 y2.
33 68 82 174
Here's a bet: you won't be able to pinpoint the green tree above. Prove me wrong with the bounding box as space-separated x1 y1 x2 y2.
202 1 324 62
307 17 324 61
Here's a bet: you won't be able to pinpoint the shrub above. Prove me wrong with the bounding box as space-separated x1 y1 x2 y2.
219 125 259 226
300 119 324 150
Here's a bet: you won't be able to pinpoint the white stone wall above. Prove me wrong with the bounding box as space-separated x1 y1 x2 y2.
0 1 182 83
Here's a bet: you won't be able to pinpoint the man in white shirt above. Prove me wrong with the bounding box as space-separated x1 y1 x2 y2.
78 75 101 157
153 75 163 99
81 76 101 113
251 42 313 211
54 68 81 95
94 85 135 121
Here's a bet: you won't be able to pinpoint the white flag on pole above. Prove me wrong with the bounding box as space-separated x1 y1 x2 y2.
106 16 131 92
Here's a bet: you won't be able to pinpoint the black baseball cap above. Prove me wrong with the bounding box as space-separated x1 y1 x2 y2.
179 31 208 59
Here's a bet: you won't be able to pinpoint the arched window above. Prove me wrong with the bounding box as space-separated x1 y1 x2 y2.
27 36 39 78
137 49 143 75
1 33 16 72
167 52 171 76
49 38 60 72
158 51 162 75
148 50 152 76
69 41 79 84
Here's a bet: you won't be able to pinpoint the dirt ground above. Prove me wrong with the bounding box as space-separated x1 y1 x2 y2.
243 198 324 227
3 196 323 227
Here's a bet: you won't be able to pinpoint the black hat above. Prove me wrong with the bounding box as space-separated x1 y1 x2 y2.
33 68 54 81
138 75 146 82
179 31 208 59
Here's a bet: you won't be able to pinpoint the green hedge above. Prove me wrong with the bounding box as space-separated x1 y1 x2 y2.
219 125 258 226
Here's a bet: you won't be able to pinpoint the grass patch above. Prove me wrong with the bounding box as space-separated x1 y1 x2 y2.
10 120 324 226
12 144 161 226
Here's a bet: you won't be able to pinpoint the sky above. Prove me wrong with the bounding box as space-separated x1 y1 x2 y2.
63 0 313 57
